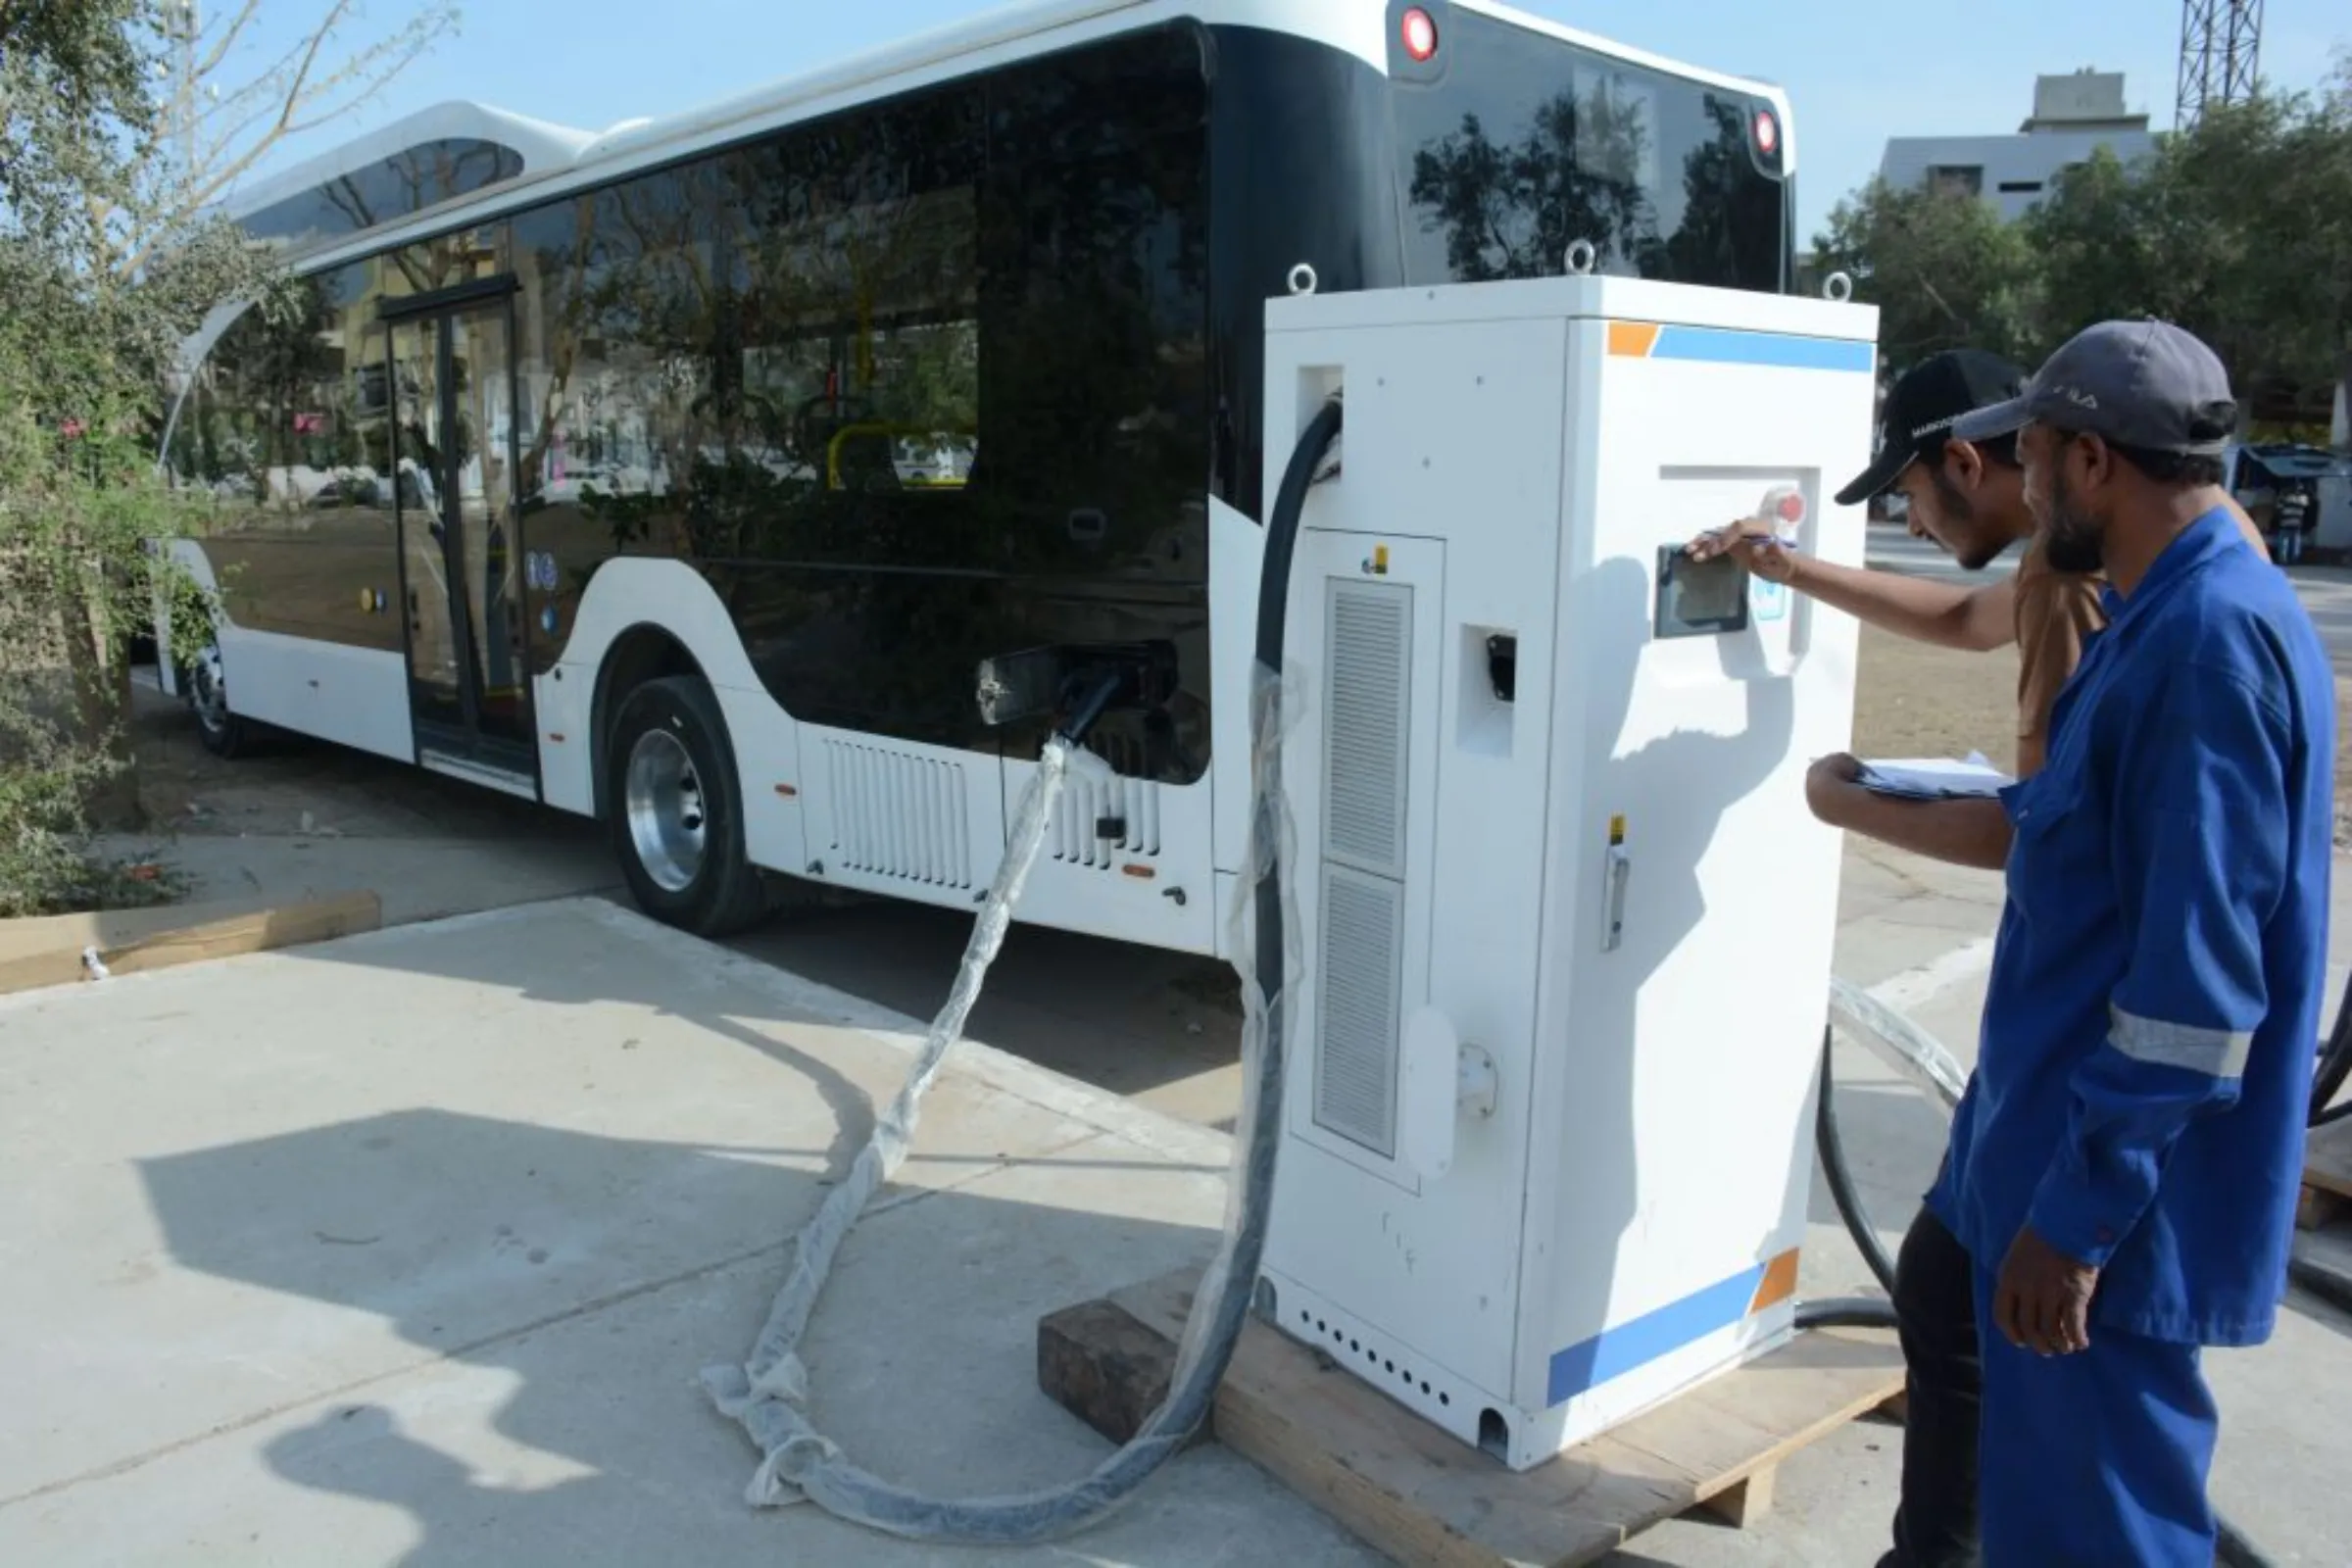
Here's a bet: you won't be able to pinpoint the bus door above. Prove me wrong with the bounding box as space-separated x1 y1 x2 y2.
382 281 537 797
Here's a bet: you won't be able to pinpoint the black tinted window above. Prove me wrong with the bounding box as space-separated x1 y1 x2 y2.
1393 15 1786 291
506 87 984 566
239 138 525 250
982 27 1210 580
471 29 1212 762
733 84 986 563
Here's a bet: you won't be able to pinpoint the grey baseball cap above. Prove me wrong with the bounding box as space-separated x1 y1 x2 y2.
1950 318 2237 457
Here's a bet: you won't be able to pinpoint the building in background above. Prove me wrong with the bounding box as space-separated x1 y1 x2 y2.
1878 69 2156 220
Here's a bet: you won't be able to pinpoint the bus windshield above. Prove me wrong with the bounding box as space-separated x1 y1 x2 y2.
1390 8 1789 294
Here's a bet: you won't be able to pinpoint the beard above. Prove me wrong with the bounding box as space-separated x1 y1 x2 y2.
1928 469 2005 571
2041 467 2106 575
1954 536 2004 572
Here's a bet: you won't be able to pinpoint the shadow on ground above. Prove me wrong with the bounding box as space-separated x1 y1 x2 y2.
0 898 1369 1567
138 1107 1253 1566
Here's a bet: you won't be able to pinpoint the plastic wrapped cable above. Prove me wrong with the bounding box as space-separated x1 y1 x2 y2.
1806 979 1967 1300
699 663 1306 1541
700 399 1340 1543
1825 973 1966 1110
1174 654 1305 1405
701 731 1080 1483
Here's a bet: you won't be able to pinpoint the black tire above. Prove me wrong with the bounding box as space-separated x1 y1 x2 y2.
603 674 771 938
2309 967 2352 1122
184 640 258 759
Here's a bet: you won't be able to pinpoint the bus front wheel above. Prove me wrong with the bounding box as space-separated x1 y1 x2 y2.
604 674 769 938
186 639 256 759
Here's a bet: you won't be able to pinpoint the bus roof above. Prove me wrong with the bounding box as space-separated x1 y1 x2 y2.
217 100 597 225
216 0 1792 266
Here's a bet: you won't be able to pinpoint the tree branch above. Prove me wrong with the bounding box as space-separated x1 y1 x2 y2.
192 0 264 82
114 3 459 281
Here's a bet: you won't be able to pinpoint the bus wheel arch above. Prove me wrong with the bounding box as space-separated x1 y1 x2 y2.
588 624 707 823
592 627 771 938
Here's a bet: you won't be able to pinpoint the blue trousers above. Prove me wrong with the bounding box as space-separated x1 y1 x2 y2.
1972 1262 2221 1565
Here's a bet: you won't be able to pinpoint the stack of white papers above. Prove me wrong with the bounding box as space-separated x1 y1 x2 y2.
1855 753 2013 801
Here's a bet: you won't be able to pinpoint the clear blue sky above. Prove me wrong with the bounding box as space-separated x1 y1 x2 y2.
221 0 2346 244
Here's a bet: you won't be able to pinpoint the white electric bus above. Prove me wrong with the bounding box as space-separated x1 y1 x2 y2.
156 0 1800 952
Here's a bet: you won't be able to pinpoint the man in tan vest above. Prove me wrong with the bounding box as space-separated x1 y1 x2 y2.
1690 348 2099 782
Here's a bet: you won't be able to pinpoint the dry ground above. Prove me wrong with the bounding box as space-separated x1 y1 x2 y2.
1848 624 2028 770
1851 623 2352 847
127 677 553 846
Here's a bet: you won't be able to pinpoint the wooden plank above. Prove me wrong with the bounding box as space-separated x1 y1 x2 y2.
0 891 382 996
2298 1185 2348 1233
1696 1463 1775 1529
1040 1265 1905 1568
2302 1116 2352 1200
1036 1298 1208 1454
2290 1216 2352 1317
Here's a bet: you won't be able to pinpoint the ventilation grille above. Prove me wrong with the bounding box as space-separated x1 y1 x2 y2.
1311 576 1413 1158
820 740 973 889
1086 731 1150 778
1051 766 1162 869
1316 864 1403 1156
1324 582 1411 876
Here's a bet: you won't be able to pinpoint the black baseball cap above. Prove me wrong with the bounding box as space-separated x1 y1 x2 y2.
1951 318 2236 456
1835 349 2029 509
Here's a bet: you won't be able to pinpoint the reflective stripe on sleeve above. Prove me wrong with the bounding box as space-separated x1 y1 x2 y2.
2110 1004 2253 1079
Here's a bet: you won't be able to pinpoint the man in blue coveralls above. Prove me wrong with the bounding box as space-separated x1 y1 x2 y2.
1815 318 2335 1563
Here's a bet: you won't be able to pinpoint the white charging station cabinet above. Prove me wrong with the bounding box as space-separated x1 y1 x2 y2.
1255 274 1880 1468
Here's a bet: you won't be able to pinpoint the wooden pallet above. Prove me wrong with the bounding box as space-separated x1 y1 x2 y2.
2299 1116 2352 1231
2292 1117 2352 1316
1038 1265 1906 1567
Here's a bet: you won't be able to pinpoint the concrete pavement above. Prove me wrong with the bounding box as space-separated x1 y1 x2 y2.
42 670 2352 1564
0 899 1380 1568
13 829 2347 1562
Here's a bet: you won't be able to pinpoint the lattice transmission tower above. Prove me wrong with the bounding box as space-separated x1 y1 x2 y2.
2177 0 2264 129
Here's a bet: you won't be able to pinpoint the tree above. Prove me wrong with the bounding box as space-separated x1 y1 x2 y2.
0 2 153 232
1823 60 2352 429
122 1 460 280
2027 83 2352 428
1810 175 2040 374
0 2 458 913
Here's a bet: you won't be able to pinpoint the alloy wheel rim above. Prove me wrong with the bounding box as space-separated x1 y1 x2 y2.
192 644 228 734
623 727 707 893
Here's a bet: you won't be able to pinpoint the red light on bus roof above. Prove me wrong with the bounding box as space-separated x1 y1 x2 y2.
1753 108 1780 156
1401 7 1440 62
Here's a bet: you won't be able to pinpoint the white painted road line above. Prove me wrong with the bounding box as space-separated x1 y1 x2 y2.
1864 936 1997 1011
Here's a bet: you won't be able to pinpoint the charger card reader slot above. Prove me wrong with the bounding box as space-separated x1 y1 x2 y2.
1652 543 1750 639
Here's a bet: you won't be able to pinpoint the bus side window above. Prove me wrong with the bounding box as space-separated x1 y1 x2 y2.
980 25 1209 583
728 87 987 570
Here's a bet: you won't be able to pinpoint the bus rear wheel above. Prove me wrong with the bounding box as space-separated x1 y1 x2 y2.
604 674 770 938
